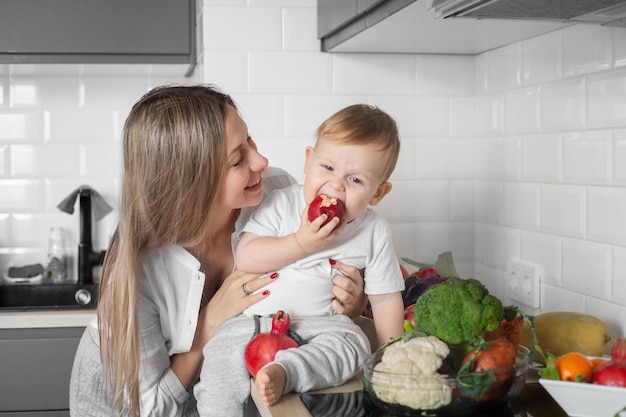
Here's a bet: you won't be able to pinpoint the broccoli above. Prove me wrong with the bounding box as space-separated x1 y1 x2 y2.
413 278 504 345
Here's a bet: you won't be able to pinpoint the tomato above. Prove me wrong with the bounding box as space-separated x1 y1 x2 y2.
590 357 609 371
555 352 593 382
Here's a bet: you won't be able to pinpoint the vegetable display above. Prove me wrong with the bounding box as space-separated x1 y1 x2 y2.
244 310 299 376
592 338 626 387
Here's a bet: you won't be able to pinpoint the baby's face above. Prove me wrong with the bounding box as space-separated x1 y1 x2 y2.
303 137 391 223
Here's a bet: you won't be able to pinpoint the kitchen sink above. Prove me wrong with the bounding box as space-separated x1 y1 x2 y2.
0 283 98 310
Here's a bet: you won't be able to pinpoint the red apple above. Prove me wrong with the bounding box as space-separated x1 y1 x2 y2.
307 194 345 226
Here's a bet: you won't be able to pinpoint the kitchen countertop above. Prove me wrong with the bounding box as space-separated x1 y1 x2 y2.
251 375 567 417
0 309 96 329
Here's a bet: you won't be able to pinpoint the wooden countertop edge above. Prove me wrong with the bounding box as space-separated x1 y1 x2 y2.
0 309 96 329
251 372 363 417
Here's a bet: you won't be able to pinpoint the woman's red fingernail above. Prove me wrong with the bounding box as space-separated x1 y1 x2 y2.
329 259 336 265
262 290 270 296
270 272 278 279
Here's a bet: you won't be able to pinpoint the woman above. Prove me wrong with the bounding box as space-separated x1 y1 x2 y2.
69 85 367 417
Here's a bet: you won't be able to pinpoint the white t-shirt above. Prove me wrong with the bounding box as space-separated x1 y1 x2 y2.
242 183 404 318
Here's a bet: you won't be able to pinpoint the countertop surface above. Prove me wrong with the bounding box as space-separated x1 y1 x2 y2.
0 309 96 329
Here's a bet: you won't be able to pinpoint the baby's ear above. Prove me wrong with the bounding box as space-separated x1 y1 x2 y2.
303 146 315 174
369 182 392 206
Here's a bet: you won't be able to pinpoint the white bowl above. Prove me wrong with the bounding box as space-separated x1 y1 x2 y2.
539 379 626 417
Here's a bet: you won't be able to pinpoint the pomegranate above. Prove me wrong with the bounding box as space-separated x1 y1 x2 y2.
592 338 626 387
244 310 299 376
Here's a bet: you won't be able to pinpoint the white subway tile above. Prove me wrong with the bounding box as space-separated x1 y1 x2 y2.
0 83 5 108
586 298 626 340
333 53 415 95
541 77 585 132
504 86 540 134
612 247 626 306
234 94 284 137
80 144 120 178
283 7 318 51
11 145 79 178
563 130 611 185
80 78 150 112
12 213 74 247
388 222 417 260
204 7 282 50
202 51 249 94
541 184 585 238
284 94 367 138
485 42 522 92
450 181 474 221
374 180 419 222
0 213 9 245
391 137 417 181
415 55 474 96
474 93 504 136
249 51 332 93
587 68 626 129
562 238 610 301
521 30 562 85
474 181 504 225
407 180 450 221
0 145 6 177
0 111 44 141
522 133 562 182
521 231 561 286
541 284 585 313
475 264 507 303
449 97 475 138
504 182 540 230
0 179 44 211
473 223 520 270
613 129 626 185
562 25 612 77
614 27 626 68
483 136 521 180
415 138 474 179
369 96 448 138
47 110 117 143
587 187 626 246
254 137 308 180
415 222 474 264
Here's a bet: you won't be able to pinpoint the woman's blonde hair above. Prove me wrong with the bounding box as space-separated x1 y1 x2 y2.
316 104 400 182
98 85 236 416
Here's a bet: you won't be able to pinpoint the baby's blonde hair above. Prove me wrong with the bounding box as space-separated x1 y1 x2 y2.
315 104 400 182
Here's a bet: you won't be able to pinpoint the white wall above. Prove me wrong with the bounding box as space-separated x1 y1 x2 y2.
0 1 624 336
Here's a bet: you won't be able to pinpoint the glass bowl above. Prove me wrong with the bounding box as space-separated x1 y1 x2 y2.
363 343 531 416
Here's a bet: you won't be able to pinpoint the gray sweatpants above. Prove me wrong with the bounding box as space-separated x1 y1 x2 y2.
194 314 371 417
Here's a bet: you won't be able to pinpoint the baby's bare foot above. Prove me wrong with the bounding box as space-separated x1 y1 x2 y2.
255 363 286 407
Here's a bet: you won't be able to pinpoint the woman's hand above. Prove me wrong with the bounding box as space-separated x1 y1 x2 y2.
202 269 276 336
329 259 367 318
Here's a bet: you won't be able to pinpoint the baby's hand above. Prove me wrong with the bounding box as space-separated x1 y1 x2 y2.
294 206 346 253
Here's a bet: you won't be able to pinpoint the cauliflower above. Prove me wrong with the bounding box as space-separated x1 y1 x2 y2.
413 278 504 345
371 336 452 410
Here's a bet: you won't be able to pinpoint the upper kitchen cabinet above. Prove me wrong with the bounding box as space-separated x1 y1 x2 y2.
318 0 626 54
0 0 196 76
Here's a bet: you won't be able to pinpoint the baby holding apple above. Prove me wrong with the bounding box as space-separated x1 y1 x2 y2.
195 104 405 415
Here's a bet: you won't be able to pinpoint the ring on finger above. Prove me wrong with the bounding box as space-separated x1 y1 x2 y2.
242 282 252 296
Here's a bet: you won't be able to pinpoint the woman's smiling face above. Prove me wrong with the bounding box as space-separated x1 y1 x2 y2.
303 136 392 223
217 105 269 211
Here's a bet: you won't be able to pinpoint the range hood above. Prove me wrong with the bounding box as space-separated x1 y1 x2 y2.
428 0 626 26
319 0 626 54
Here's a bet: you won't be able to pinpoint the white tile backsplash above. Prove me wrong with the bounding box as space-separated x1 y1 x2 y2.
0 3 624 323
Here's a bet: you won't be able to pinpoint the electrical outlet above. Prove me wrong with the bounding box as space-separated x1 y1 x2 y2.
507 260 542 308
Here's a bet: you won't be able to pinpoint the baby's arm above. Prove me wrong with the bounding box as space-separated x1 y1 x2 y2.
236 209 345 274
369 291 405 347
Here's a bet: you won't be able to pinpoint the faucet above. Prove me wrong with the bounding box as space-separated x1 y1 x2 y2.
57 185 112 285
78 189 107 285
